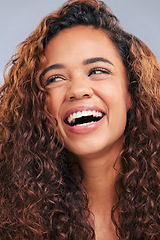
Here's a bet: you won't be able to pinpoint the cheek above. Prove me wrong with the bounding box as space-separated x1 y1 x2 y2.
45 92 60 117
101 80 131 107
94 81 124 106
95 82 130 125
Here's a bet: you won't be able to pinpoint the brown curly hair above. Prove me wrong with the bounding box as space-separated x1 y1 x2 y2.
0 0 160 239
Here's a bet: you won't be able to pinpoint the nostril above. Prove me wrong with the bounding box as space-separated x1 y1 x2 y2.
69 93 90 100
83 94 89 97
67 86 94 101
70 96 75 100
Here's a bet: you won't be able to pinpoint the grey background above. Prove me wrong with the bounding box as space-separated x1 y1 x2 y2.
0 0 160 85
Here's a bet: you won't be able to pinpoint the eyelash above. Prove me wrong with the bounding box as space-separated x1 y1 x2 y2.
45 75 65 86
45 67 111 86
88 67 111 76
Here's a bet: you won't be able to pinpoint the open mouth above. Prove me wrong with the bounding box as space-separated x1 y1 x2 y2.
64 110 105 127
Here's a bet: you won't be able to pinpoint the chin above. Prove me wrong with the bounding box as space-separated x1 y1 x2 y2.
64 134 124 160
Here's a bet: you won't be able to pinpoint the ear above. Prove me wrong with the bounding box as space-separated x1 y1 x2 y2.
126 93 132 110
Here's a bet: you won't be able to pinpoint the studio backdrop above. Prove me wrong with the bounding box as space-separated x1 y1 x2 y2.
0 0 159 85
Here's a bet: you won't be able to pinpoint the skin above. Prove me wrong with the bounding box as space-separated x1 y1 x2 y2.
42 26 132 240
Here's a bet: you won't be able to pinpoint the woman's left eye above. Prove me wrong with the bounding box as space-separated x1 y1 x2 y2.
88 68 111 76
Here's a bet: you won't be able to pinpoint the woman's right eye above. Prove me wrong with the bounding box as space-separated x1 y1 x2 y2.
45 75 65 86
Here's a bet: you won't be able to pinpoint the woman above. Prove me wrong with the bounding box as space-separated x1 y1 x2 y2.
0 0 159 239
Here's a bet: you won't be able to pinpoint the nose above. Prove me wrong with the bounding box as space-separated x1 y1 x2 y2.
66 76 94 100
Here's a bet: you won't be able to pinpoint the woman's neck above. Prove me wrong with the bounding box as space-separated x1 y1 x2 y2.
77 141 122 239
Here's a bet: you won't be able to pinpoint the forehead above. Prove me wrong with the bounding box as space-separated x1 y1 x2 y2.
44 25 124 71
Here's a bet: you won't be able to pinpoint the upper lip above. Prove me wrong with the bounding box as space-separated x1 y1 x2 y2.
63 105 105 121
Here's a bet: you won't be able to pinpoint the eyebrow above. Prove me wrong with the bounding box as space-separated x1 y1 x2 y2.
83 57 114 66
41 57 114 77
41 64 65 77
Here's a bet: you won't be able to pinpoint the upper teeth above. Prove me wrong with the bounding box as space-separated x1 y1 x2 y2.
67 110 103 124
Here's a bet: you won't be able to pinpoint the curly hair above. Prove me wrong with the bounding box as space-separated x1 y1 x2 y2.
0 0 160 239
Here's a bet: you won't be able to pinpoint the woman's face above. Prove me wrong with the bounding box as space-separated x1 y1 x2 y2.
42 26 131 159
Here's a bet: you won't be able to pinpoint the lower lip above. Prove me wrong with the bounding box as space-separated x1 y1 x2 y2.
64 115 106 134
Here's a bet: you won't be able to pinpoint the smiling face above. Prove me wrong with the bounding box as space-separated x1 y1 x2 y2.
42 26 131 159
